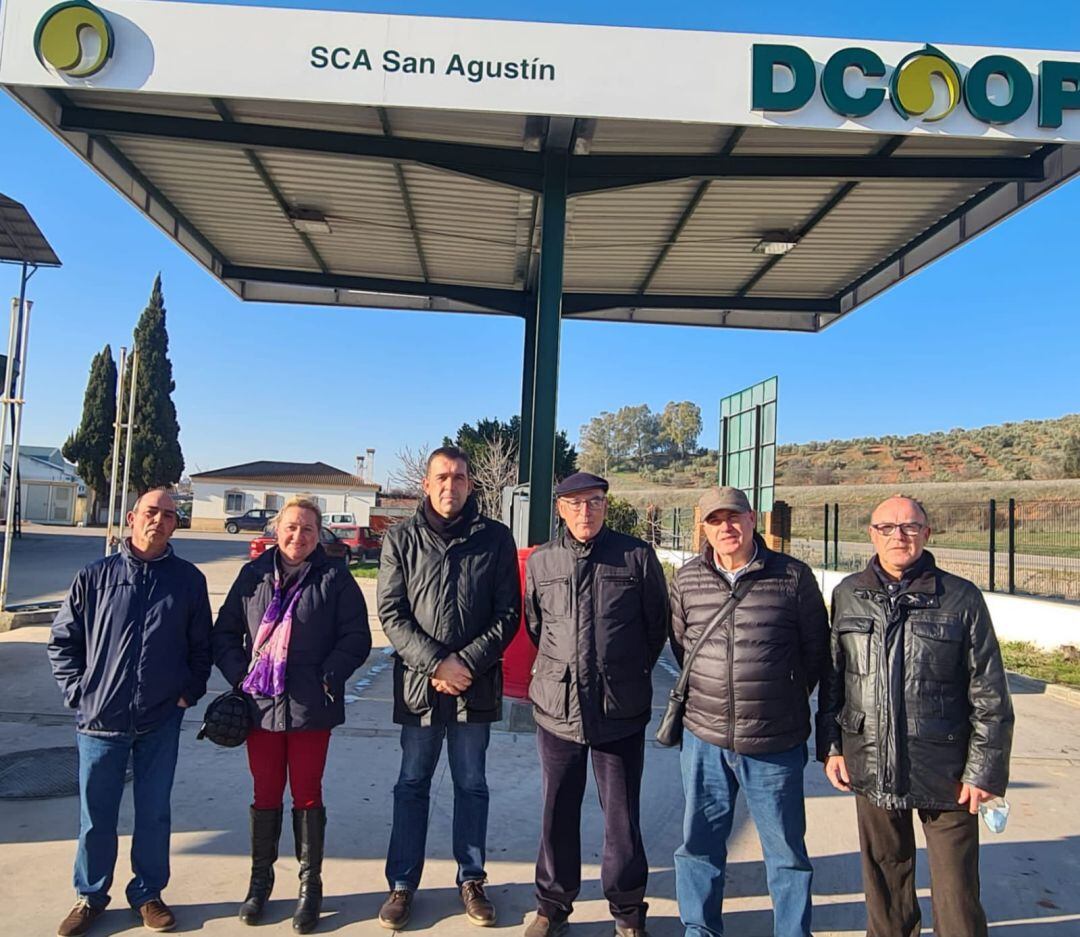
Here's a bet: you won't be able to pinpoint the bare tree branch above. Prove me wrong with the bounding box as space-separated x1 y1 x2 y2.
387 443 430 496
470 432 518 519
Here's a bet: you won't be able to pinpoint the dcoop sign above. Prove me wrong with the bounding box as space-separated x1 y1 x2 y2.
753 43 1080 129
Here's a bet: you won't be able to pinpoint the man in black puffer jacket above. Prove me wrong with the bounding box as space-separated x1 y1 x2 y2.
818 496 1013 937
523 471 669 937
670 486 827 937
377 447 520 930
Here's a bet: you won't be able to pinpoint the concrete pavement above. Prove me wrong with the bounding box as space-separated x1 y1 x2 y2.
1 529 1079 934
2 617 1080 936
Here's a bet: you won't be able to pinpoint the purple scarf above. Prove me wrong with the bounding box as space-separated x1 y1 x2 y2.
242 561 307 698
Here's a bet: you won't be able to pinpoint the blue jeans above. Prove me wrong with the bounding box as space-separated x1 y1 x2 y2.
385 721 491 891
675 731 812 937
73 708 184 909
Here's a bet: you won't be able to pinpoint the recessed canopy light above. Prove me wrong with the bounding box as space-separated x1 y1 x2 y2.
753 234 798 255
289 208 331 234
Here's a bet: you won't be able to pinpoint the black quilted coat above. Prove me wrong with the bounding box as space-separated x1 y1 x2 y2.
669 535 829 754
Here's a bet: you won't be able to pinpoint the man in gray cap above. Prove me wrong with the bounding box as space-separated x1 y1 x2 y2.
670 487 828 937
522 472 669 937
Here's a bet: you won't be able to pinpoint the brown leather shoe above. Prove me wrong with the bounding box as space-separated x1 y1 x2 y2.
524 912 569 937
378 889 413 930
614 927 649 937
57 900 105 937
136 899 176 932
460 879 496 926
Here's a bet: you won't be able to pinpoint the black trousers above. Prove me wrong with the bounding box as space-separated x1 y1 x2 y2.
855 795 988 937
534 726 648 928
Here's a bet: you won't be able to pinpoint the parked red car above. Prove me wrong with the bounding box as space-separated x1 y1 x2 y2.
248 527 349 562
327 524 382 563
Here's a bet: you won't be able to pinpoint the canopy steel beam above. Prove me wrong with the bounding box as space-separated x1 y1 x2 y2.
562 292 836 315
567 152 1047 194
831 143 1075 327
637 127 745 294
59 105 545 192
210 98 329 275
377 107 431 282
526 149 568 545
736 136 904 297
57 106 1048 200
221 265 529 315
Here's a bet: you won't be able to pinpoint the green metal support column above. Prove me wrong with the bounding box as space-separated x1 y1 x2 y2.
526 151 568 544
518 307 537 483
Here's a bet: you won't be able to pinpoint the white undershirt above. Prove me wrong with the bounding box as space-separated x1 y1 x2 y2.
713 543 758 585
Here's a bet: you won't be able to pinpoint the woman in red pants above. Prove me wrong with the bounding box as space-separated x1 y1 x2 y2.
213 497 370 932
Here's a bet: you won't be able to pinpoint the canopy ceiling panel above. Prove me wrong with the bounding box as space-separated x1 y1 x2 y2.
5 0 1077 330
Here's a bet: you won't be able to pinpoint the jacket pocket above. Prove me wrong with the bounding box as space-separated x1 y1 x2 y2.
601 659 652 720
910 614 964 679
394 656 435 716
463 663 503 715
837 705 866 734
837 617 873 674
529 653 571 721
599 573 641 622
538 577 571 618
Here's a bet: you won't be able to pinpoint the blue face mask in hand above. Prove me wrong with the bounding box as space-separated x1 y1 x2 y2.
979 798 1010 834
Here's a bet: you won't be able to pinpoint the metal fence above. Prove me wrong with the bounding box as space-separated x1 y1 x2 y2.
789 499 1080 603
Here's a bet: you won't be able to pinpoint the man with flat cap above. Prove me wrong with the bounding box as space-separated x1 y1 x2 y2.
523 472 669 937
670 487 828 937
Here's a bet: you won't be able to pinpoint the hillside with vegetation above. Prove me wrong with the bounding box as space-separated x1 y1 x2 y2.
582 410 1080 489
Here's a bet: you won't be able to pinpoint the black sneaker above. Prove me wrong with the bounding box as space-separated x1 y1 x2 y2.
379 889 413 930
460 879 496 926
57 901 105 937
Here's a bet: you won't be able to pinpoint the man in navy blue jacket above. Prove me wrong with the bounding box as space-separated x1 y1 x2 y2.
48 489 212 936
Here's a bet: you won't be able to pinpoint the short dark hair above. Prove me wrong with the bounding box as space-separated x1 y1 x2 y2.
426 446 471 477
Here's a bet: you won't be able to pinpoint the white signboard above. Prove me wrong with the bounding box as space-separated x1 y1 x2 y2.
2 0 1079 141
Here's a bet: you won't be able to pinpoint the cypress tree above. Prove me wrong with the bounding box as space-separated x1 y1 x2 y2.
123 274 184 493
63 345 117 522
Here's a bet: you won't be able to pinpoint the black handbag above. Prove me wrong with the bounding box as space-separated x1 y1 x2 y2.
197 688 252 748
656 576 756 747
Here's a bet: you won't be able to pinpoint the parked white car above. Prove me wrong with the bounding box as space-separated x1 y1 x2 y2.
323 512 356 526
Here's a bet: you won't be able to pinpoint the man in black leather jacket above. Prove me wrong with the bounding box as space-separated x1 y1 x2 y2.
818 495 1013 937
376 447 520 930
523 472 668 937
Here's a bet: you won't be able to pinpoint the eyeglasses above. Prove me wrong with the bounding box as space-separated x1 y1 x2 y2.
560 496 607 512
870 522 926 538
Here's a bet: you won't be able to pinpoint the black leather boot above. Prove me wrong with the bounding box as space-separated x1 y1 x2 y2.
239 807 282 925
292 806 326 934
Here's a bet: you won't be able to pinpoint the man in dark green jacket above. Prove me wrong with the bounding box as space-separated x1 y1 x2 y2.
818 495 1013 937
377 446 520 930
523 471 669 937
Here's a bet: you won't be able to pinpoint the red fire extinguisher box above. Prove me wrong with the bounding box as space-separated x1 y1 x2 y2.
502 547 537 699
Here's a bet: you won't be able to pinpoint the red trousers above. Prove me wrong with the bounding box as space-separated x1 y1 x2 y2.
246 728 331 810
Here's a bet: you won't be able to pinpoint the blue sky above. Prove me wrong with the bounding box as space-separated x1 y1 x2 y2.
2 0 1078 485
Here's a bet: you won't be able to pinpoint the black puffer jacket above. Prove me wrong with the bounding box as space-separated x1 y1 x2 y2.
212 545 371 732
524 526 669 745
817 553 1014 811
669 535 828 755
377 499 520 726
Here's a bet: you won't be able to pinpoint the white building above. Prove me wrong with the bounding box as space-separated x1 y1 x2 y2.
2 445 84 525
190 461 378 531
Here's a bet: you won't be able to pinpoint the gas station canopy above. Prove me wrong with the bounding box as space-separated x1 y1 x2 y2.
2 0 1078 539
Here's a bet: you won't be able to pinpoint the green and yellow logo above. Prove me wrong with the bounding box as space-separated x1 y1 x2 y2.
890 45 961 122
34 0 114 78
